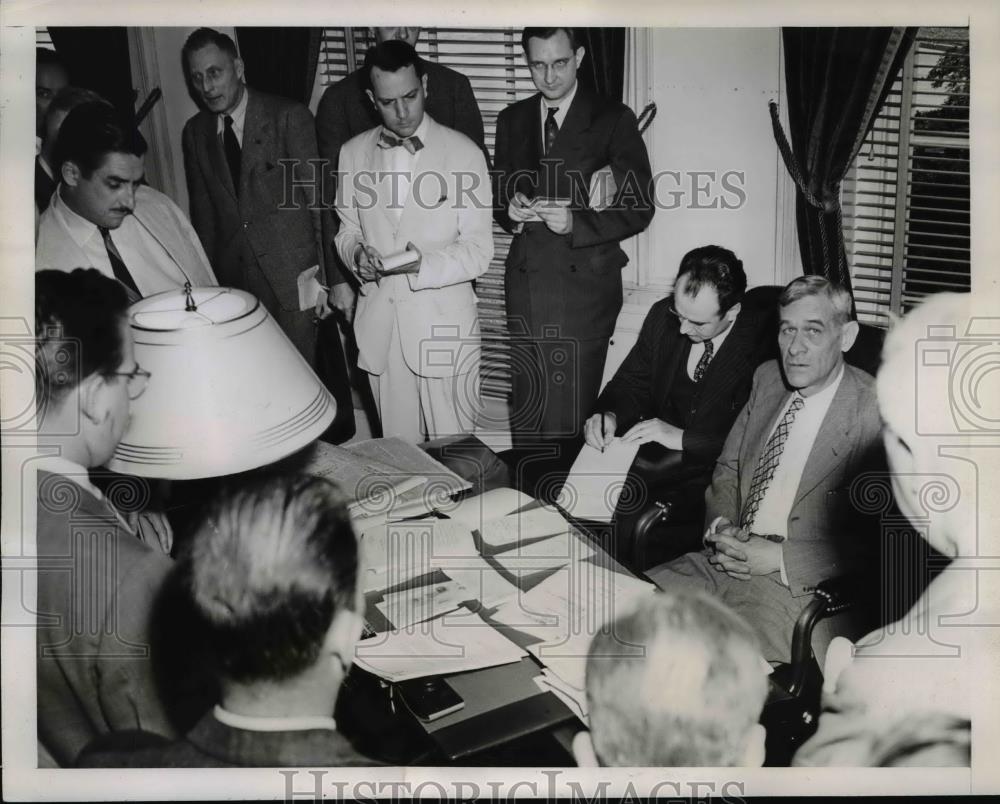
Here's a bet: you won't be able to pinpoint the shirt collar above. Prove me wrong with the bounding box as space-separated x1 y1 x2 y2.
381 113 430 147
52 186 103 249
542 79 578 113
35 455 103 500
216 85 249 132
213 704 338 733
799 361 845 406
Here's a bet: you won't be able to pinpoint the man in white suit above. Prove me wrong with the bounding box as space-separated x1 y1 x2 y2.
335 40 492 443
37 101 216 297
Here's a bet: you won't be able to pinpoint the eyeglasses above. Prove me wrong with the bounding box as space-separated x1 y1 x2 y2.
667 305 718 330
109 363 152 400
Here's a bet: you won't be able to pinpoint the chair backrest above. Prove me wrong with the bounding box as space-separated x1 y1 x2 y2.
747 284 885 379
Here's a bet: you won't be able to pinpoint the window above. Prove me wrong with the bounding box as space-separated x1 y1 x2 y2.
843 28 970 326
318 27 536 399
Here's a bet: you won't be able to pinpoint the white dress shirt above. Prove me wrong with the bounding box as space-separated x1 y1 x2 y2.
685 314 737 380
539 79 578 140
213 704 338 733
49 187 181 290
376 115 430 224
215 86 249 145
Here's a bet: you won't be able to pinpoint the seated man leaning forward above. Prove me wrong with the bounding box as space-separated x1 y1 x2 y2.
646 276 883 662
79 475 378 767
584 245 772 538
34 269 177 767
573 589 769 767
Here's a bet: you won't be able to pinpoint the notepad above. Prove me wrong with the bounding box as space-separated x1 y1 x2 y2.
557 438 640 522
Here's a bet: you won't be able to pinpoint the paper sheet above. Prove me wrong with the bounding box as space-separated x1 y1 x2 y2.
442 557 520 609
491 531 594 575
353 609 527 682
557 438 640 522
379 248 420 273
296 264 324 311
479 506 569 550
359 519 477 593
441 487 534 531
303 438 426 506
376 580 469 630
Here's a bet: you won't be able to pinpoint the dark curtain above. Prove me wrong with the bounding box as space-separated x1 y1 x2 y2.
771 27 917 297
48 28 136 116
577 28 626 100
235 28 322 105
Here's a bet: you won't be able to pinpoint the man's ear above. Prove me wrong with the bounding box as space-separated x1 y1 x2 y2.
234 56 245 83
324 608 363 664
61 160 82 188
741 723 767 767
839 319 860 353
574 47 586 70
78 372 109 426
724 301 742 324
421 72 429 98
365 89 376 109
571 730 600 767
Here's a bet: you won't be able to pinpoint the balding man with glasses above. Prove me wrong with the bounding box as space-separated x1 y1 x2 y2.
583 246 772 553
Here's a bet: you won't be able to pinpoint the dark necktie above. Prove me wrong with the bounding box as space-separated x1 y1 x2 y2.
740 395 805 530
544 107 559 155
378 130 425 155
98 227 141 301
693 339 714 383
223 114 242 195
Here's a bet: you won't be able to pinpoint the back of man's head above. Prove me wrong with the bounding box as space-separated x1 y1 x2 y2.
363 39 425 93
676 245 747 314
183 475 360 687
584 589 768 766
52 100 146 176
35 268 129 412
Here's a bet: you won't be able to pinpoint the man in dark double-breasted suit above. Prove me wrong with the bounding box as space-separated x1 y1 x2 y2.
494 27 654 450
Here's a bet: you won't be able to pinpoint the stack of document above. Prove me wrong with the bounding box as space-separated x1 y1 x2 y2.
353 609 528 682
358 518 477 593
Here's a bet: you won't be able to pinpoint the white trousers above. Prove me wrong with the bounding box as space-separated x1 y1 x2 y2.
367 324 480 444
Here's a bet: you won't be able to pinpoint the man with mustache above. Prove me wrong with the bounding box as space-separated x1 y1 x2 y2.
36 101 217 298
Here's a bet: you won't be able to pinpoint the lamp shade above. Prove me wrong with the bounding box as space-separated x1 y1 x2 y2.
107 286 335 479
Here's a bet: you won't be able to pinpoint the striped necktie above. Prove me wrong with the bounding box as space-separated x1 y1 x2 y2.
740 394 805 530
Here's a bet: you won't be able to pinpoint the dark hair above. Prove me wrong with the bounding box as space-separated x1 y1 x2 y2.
43 86 105 147
363 40 425 94
183 475 359 685
521 27 582 52
37 47 67 72
35 269 130 408
52 100 146 176
181 27 239 74
676 245 747 314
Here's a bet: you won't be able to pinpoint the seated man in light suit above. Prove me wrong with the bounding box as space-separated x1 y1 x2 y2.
335 40 493 443
36 101 217 298
79 475 378 768
574 589 769 767
647 276 883 662
795 292 983 767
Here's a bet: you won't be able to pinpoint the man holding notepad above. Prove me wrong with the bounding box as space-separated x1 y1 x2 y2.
335 40 493 444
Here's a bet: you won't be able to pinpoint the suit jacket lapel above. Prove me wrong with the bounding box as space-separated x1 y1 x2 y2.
547 86 592 162
793 366 858 506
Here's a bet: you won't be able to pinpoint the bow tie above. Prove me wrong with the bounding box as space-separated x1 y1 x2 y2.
379 131 424 155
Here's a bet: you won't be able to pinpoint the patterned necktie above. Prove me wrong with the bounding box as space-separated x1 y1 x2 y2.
378 131 424 155
544 107 559 154
98 227 141 302
223 114 242 195
693 339 714 383
741 394 805 530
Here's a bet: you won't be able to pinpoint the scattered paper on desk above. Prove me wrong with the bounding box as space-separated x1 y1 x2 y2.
443 558 520 609
359 519 476 593
491 531 594 574
304 438 426 508
442 487 533 531
353 609 527 682
479 506 569 551
557 438 639 522
376 580 468 630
